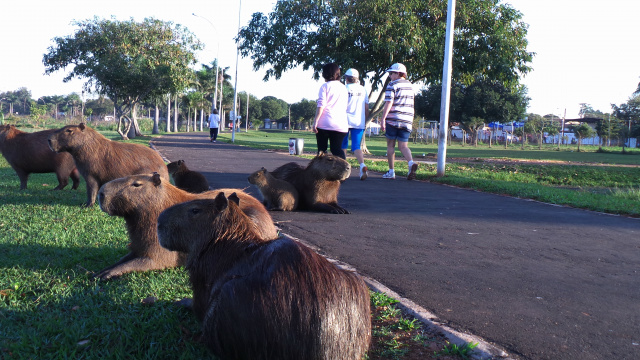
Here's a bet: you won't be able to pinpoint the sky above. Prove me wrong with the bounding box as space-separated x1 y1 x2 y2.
1 0 638 119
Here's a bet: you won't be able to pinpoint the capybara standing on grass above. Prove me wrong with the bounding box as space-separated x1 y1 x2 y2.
96 173 277 280
248 167 299 211
0 124 80 190
47 123 169 206
271 152 351 214
166 159 210 193
157 193 371 360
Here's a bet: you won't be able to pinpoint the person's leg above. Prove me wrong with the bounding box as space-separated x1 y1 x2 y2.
209 128 214 141
212 128 219 141
341 129 351 156
328 130 347 159
315 128 329 155
386 138 396 170
398 133 418 180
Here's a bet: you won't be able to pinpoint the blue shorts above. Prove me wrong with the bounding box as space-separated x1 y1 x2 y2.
341 128 365 151
385 125 411 142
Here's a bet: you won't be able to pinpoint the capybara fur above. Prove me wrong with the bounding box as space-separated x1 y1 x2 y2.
157 193 371 360
96 173 277 280
248 167 298 211
271 152 351 214
166 160 210 193
0 124 80 190
47 123 169 207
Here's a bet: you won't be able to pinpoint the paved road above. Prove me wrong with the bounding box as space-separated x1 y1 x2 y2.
152 132 639 360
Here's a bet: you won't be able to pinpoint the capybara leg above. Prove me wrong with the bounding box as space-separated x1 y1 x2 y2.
16 170 28 190
94 256 158 280
70 169 81 190
53 172 69 190
84 177 100 207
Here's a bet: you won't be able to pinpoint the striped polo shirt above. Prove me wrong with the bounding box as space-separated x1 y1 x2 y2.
384 78 414 130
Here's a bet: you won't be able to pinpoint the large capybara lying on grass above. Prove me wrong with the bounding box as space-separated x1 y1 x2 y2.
166 159 210 193
96 172 277 280
0 124 80 190
271 152 351 214
47 123 169 206
157 193 371 360
248 167 298 211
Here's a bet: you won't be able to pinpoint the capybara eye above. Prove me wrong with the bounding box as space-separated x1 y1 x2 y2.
190 208 201 215
132 182 142 187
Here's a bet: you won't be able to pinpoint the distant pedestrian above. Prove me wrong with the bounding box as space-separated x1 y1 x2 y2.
341 68 370 180
313 63 348 159
380 63 418 180
208 109 220 142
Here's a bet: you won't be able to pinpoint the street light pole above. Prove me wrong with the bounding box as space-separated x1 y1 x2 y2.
231 0 241 142
192 13 220 112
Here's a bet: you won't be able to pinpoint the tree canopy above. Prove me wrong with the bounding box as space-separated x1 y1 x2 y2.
43 17 202 138
238 0 533 94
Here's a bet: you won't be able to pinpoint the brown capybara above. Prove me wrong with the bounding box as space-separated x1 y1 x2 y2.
271 152 351 214
47 123 169 207
166 160 210 193
157 193 371 360
96 172 277 280
0 124 80 190
248 167 299 211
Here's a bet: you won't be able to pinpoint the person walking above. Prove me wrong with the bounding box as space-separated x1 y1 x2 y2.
208 108 220 142
341 68 370 180
313 63 349 159
380 63 418 180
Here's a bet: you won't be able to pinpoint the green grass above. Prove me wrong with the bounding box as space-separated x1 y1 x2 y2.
218 129 640 217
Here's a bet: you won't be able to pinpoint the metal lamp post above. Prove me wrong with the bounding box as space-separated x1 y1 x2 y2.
231 0 242 142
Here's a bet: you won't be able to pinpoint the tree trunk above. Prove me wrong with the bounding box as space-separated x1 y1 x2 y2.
173 95 178 132
166 94 171 132
153 104 160 134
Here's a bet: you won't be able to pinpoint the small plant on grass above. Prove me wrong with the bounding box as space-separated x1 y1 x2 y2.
436 341 479 359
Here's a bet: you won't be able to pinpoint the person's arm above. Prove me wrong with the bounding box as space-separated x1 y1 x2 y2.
380 100 392 131
313 106 324 133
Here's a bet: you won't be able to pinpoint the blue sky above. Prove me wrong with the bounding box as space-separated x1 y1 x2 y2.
2 0 638 119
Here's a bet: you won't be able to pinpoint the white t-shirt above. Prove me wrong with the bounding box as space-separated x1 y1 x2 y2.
208 114 220 128
346 83 369 129
316 80 348 132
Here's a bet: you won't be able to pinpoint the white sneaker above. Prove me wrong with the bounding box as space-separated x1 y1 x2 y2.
359 166 368 180
382 170 395 179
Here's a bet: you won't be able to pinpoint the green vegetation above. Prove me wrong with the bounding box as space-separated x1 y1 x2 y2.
218 129 640 217
437 341 479 359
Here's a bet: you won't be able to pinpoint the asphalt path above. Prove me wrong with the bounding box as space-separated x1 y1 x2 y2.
151 132 639 360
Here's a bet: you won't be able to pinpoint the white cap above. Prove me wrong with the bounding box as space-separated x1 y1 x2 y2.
344 68 359 78
386 63 407 74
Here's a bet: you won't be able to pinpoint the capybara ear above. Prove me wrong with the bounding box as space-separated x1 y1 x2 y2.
261 167 267 174
214 192 229 211
228 193 240 206
151 172 162 186
178 160 184 165
79 123 86 131
318 151 326 157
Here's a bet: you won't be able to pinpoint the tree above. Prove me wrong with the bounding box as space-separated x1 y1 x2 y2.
290 99 317 130
526 113 558 149
260 96 287 122
237 92 262 129
238 0 533 150
43 17 202 139
572 123 595 152
41 95 66 121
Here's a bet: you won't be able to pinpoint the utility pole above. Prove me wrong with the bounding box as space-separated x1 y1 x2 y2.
436 0 457 177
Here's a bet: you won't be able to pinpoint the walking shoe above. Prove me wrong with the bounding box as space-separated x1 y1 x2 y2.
359 166 368 180
382 170 395 179
210 138 213 142
407 163 418 180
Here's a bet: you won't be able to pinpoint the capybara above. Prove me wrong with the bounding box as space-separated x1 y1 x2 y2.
157 193 371 360
0 124 80 190
248 167 299 211
271 152 351 214
47 123 169 206
166 159 210 193
96 172 277 280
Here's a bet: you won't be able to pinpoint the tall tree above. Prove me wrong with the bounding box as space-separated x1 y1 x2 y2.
43 17 202 139
290 99 317 130
572 123 596 152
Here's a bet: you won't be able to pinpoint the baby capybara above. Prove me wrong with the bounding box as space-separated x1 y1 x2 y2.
0 124 80 190
271 152 351 214
166 159 210 193
157 193 371 360
47 123 169 207
96 173 277 280
248 167 298 211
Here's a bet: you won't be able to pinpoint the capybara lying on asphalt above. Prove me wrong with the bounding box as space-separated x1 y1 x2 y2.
271 152 351 214
47 123 169 207
157 193 371 360
96 172 277 280
0 124 80 190
166 159 210 193
248 167 299 211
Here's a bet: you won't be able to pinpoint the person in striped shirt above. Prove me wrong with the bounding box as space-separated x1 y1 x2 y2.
380 63 418 180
